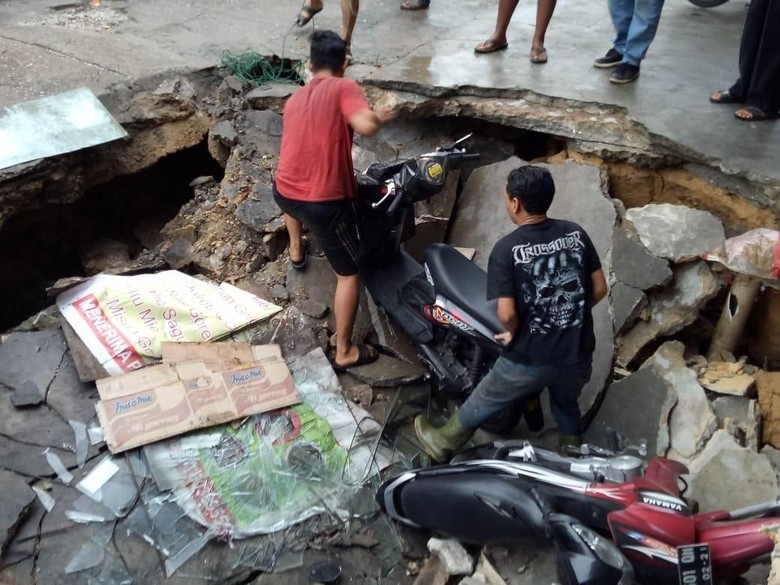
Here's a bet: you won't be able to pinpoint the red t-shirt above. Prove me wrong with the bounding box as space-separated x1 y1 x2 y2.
275 76 369 202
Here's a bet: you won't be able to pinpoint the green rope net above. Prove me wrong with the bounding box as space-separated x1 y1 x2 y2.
220 51 303 88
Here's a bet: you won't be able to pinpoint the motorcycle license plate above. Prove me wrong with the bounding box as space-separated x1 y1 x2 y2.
677 544 713 585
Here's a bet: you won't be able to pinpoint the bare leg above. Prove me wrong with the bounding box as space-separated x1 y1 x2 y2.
334 273 360 366
342 0 359 48
283 213 304 263
475 0 520 51
532 0 557 49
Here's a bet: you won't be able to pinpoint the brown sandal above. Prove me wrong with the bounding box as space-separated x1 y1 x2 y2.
734 106 778 122
474 39 509 54
710 89 740 104
530 46 548 64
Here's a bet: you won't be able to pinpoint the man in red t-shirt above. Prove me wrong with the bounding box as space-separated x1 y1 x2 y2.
274 30 394 372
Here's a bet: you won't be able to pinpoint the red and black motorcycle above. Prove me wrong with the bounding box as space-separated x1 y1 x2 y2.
377 439 779 584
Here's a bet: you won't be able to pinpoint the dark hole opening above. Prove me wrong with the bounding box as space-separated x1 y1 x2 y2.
0 140 224 330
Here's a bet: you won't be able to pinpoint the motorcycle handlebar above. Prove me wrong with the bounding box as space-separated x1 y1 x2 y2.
459 153 481 161
386 189 404 215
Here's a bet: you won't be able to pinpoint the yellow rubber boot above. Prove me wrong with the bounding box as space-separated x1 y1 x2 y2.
414 410 474 462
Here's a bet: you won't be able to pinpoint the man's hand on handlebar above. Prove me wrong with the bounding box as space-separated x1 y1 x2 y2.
494 331 513 345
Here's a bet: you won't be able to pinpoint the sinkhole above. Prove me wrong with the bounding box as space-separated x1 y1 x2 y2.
0 74 778 369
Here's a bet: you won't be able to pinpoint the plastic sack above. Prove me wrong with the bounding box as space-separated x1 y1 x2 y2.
704 228 780 284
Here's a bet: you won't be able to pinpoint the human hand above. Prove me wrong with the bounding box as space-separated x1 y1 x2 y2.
494 331 513 345
375 106 396 125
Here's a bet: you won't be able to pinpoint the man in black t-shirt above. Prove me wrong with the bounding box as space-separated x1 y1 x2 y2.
415 165 608 462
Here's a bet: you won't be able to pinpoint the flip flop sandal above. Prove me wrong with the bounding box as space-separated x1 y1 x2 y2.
295 4 322 26
530 46 548 64
290 239 309 271
329 343 379 373
710 89 740 104
474 40 509 54
400 0 430 10
345 47 353 66
734 106 779 122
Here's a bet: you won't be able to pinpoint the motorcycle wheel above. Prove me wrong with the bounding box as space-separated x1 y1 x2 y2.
687 0 730 7
480 402 524 434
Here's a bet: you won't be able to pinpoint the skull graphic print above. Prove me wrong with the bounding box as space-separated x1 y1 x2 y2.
516 247 586 335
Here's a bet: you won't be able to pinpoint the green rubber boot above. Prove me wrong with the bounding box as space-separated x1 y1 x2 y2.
414 410 474 462
558 433 583 450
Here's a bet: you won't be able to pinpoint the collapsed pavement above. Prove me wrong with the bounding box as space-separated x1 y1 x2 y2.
1 65 780 585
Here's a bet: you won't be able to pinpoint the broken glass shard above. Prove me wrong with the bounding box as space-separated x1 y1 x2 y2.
65 541 105 573
0 88 127 170
32 485 56 512
69 420 89 468
44 448 73 484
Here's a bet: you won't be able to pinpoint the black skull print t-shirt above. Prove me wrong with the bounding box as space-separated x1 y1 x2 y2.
487 218 601 366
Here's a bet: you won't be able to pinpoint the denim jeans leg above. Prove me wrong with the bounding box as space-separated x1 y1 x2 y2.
622 0 665 66
608 0 634 55
547 362 592 437
458 357 548 430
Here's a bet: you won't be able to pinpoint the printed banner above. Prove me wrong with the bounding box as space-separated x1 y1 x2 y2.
57 271 282 375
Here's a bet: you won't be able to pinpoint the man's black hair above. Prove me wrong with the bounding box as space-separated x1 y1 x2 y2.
310 30 347 72
506 165 555 214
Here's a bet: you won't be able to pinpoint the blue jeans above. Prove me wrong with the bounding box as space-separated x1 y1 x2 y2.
458 356 592 437
609 0 666 66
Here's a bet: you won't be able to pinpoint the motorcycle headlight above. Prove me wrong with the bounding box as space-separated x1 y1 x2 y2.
571 524 626 571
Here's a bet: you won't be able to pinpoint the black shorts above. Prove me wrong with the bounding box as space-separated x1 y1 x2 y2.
273 186 360 276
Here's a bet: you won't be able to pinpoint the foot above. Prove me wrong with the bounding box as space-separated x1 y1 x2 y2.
734 106 778 121
295 2 322 26
530 46 548 64
345 46 353 66
289 238 308 271
400 0 430 10
474 37 508 54
610 63 640 84
710 89 741 104
331 343 379 372
593 47 622 68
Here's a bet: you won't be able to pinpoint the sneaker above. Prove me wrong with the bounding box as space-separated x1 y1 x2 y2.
593 48 623 68
610 63 640 84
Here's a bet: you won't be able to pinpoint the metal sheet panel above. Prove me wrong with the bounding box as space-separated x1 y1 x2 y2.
0 87 127 170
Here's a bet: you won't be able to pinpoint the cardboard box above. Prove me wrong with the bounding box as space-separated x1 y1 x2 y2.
95 343 299 453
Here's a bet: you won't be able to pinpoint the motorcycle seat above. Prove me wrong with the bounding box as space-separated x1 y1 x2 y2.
424 243 504 335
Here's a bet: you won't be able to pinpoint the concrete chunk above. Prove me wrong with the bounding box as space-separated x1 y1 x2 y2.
625 203 725 262
9 380 43 408
427 537 474 576
686 430 780 512
612 227 672 290
610 282 647 334
646 342 717 461
756 371 780 449
585 365 677 457
0 470 35 553
617 261 719 365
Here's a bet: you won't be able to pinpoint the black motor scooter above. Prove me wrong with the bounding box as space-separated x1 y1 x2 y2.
354 135 541 433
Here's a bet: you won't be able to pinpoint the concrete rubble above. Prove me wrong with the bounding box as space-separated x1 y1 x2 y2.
686 430 780 513
625 203 726 263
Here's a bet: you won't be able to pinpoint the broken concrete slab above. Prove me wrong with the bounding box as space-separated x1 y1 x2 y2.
0 329 68 393
0 436 74 478
625 203 725 263
10 380 43 408
611 227 672 290
610 282 647 334
413 555 448 585
0 394 78 451
286 256 376 344
585 365 677 457
244 109 283 137
404 215 450 264
646 342 717 461
47 350 101 423
0 470 35 553
686 429 780 512
235 187 282 232
617 261 720 366
348 354 425 388
427 538 474 576
211 119 238 147
447 158 616 420
301 299 329 320
756 371 780 449
712 396 760 451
